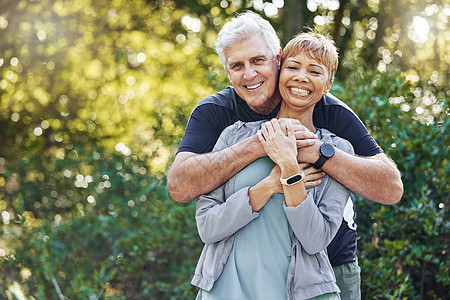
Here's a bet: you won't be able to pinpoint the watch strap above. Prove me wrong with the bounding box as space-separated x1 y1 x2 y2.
312 156 328 170
280 172 304 186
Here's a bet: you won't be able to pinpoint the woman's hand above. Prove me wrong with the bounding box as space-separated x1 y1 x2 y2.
257 119 298 170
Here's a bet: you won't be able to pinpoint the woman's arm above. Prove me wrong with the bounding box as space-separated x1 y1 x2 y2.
286 135 354 254
284 175 350 254
196 186 259 244
258 119 308 207
259 121 354 254
196 120 324 244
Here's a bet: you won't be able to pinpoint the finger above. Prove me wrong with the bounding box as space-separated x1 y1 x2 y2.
296 139 317 148
298 162 309 170
260 122 269 136
292 123 309 132
280 119 288 135
290 118 301 126
305 170 326 181
263 120 274 135
279 118 301 126
270 118 282 134
287 120 295 138
257 130 265 143
295 130 318 140
304 179 322 189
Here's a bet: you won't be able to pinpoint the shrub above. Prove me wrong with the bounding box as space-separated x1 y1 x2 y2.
333 68 449 299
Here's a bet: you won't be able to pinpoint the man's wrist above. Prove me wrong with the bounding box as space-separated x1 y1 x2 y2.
297 140 322 164
312 142 335 170
249 134 266 157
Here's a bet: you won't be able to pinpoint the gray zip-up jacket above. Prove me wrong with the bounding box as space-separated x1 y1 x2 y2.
191 121 354 299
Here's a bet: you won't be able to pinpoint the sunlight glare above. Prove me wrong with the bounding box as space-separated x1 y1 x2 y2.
409 16 430 43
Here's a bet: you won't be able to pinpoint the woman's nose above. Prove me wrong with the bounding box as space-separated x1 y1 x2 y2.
293 69 308 82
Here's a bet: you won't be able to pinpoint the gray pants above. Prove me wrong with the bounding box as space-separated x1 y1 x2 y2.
333 260 361 300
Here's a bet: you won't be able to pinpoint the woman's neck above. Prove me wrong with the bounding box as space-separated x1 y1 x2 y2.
276 103 316 132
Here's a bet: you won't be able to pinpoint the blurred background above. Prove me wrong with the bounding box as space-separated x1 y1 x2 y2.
0 0 448 299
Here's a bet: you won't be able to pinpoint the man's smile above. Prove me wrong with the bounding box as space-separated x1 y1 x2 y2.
245 82 263 90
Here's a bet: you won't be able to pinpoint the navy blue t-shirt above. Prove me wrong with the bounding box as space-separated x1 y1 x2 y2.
178 86 382 267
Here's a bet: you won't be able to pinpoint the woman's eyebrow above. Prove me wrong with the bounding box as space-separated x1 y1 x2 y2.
285 58 325 70
309 63 325 70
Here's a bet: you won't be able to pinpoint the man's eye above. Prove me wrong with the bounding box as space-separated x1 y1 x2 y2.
230 63 242 70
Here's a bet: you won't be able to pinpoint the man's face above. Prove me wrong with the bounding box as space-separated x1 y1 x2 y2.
224 34 281 114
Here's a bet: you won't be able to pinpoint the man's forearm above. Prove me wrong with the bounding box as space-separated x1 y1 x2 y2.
167 135 265 203
322 150 403 205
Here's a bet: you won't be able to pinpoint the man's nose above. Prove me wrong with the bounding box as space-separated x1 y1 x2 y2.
243 64 257 79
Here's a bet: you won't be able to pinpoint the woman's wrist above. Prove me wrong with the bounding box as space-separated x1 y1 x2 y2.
279 159 301 178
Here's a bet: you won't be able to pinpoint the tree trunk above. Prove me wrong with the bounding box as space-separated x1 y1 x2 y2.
281 0 308 46
332 0 350 47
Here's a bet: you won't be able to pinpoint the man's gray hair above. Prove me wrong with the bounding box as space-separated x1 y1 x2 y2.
215 11 281 69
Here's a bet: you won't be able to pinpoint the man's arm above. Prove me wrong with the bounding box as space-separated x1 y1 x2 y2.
297 140 403 205
167 135 265 203
168 118 321 203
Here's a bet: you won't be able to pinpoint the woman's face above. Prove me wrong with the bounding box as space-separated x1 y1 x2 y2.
279 52 332 113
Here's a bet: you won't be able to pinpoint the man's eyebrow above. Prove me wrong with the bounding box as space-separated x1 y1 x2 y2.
252 54 267 59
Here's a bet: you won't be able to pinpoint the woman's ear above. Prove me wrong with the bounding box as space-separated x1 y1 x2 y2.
324 80 333 95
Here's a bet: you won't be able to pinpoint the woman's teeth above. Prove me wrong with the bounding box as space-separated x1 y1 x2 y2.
290 87 309 95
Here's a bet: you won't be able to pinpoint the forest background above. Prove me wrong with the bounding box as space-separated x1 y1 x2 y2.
0 0 448 299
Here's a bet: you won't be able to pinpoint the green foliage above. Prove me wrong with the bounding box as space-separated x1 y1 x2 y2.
0 0 448 299
333 68 449 299
0 142 201 299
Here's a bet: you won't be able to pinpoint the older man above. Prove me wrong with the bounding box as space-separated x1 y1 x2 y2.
168 11 402 299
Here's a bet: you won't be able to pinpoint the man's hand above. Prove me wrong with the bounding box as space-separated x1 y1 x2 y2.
301 163 325 189
297 139 322 165
278 118 317 148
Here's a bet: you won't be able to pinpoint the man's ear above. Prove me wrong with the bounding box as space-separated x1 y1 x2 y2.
277 48 282 69
227 72 232 85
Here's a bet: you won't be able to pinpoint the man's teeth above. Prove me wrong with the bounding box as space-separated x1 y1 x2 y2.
290 87 310 95
247 83 262 89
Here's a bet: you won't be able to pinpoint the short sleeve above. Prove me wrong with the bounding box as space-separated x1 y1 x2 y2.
313 95 383 157
177 103 236 154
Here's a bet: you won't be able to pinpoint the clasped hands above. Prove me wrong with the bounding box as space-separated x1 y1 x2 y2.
257 118 324 192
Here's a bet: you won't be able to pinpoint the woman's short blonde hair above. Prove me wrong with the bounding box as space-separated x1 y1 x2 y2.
282 32 338 82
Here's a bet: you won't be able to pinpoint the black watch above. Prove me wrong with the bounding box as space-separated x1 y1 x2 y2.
312 142 335 170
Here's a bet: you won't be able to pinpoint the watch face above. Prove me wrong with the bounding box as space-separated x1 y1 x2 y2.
321 143 335 158
287 174 303 184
